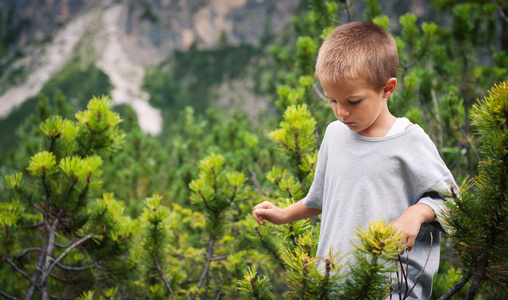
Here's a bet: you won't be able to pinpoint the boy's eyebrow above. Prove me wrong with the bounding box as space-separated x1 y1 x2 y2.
346 94 364 100
323 92 365 100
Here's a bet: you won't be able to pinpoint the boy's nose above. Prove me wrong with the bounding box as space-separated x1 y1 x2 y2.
337 106 350 117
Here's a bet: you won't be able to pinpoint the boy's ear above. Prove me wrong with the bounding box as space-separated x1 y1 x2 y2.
382 78 397 99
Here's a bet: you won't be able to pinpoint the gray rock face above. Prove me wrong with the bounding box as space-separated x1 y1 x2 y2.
1 0 298 59
0 0 299 135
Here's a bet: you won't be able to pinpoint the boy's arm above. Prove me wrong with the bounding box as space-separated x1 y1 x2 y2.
393 203 436 252
253 200 321 226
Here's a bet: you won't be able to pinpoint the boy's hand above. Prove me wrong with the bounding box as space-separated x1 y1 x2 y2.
253 201 286 226
393 203 436 252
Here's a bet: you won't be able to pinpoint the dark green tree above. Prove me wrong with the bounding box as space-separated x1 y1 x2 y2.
439 81 508 300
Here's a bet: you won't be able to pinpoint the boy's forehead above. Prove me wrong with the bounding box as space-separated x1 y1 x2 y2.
321 80 371 97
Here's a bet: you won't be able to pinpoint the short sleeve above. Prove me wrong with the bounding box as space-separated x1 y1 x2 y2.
302 125 331 210
417 173 457 234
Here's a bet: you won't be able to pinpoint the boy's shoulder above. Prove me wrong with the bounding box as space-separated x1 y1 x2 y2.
326 120 348 132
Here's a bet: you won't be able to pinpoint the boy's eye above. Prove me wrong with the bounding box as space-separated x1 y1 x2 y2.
348 99 362 105
329 99 337 104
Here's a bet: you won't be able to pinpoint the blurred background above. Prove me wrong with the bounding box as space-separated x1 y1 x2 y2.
0 0 436 152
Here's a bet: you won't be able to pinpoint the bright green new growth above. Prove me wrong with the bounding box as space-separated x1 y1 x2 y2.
238 266 274 300
353 220 405 256
75 95 125 157
269 104 318 186
27 151 57 176
241 218 404 299
344 220 405 299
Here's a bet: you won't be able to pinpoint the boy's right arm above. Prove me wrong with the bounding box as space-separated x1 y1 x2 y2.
253 200 321 226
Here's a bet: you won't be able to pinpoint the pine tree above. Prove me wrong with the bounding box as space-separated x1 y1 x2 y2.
439 81 508 299
187 153 249 299
1 96 137 299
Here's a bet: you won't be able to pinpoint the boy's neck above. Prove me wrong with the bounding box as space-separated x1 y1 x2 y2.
357 111 397 138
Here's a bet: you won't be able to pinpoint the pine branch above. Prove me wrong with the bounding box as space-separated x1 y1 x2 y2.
42 170 51 215
5 256 33 284
190 231 216 300
16 188 45 218
247 166 263 195
438 270 472 300
293 131 304 184
81 127 108 158
343 0 352 23
213 273 224 300
210 255 228 261
0 290 19 300
47 232 94 274
493 0 508 22
396 254 410 298
77 176 91 206
27 218 60 300
54 257 107 271
459 45 474 177
431 89 445 156
227 186 237 205
288 223 298 247
198 190 212 212
155 259 175 300
58 180 77 218
17 248 43 259
406 233 433 298
255 226 285 270
314 0 340 24
401 39 431 71
22 222 44 229
47 293 72 300
312 83 328 103
54 242 73 248
49 273 69 283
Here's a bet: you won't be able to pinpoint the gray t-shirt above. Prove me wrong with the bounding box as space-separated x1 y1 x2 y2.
303 121 456 299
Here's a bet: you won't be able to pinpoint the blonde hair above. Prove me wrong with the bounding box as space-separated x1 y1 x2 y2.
315 21 398 92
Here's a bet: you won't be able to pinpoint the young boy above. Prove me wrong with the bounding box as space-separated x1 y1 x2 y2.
253 21 456 299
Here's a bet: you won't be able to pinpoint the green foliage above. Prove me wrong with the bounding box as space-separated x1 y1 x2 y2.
1 0 508 299
75 96 125 157
269 104 318 186
245 218 404 299
344 220 405 299
0 199 23 255
444 81 508 298
238 266 274 300
0 96 132 299
41 55 112 111
144 44 261 122
138 194 175 298
364 0 382 22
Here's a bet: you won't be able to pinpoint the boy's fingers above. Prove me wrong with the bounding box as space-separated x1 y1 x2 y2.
253 209 267 226
254 201 273 210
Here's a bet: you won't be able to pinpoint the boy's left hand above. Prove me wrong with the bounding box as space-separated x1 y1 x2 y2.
393 203 436 252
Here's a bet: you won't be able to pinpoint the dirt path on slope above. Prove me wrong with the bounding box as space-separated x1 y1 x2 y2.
0 3 163 136
0 8 97 119
94 3 162 135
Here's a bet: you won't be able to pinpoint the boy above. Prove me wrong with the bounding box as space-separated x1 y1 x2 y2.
253 21 456 299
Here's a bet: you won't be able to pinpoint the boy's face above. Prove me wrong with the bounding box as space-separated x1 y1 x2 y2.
321 79 396 137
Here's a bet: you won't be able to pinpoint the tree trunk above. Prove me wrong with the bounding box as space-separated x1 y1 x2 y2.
25 219 58 300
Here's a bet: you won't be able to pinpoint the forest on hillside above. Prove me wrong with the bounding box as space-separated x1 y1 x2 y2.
1 0 508 299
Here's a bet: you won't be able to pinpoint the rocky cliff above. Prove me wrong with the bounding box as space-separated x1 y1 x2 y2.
0 0 300 134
